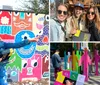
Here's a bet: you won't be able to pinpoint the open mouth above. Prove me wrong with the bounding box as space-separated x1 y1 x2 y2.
22 77 38 81
18 45 35 55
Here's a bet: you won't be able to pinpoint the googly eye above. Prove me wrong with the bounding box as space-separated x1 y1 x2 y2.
45 55 49 60
45 15 49 21
47 56 48 59
26 13 31 16
38 30 43 35
31 59 38 68
22 60 27 68
14 11 19 16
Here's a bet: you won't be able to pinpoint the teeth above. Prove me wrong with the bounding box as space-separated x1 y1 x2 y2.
22 78 38 82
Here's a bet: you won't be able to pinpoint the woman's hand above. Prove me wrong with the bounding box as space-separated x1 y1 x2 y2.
70 29 77 34
0 58 2 62
29 36 40 42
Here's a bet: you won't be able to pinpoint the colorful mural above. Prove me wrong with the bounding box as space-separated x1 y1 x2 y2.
42 54 49 78
19 54 42 81
12 12 32 35
0 11 12 34
0 10 49 83
15 30 36 58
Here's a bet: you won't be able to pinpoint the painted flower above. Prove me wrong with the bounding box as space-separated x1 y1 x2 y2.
1 16 9 24
21 33 31 40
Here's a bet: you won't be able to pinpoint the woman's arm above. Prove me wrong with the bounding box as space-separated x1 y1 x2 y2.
91 23 100 41
93 27 100 41
4 36 40 48
0 49 10 56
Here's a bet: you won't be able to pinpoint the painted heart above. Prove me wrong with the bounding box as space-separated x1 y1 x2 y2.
42 36 48 43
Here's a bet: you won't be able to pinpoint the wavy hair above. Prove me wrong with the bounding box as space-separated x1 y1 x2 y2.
56 3 69 14
85 5 100 31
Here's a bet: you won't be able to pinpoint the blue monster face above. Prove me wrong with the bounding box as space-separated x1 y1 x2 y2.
15 30 36 58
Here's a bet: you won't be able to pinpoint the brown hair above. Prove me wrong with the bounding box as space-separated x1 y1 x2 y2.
56 3 69 13
85 5 100 31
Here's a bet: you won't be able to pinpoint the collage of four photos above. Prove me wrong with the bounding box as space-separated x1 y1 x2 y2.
0 0 100 85
50 0 100 85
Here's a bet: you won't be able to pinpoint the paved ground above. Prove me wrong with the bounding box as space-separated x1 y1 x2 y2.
84 75 100 85
50 59 100 85
8 78 49 85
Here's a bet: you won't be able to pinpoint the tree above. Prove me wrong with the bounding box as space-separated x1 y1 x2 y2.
40 0 49 14
18 0 49 14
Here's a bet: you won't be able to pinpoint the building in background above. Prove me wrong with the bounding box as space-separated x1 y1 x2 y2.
0 5 13 10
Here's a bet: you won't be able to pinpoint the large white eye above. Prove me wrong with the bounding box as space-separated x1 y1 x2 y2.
45 15 49 22
26 13 31 17
38 30 43 36
14 11 19 16
31 59 38 68
22 60 27 68
35 13 38 16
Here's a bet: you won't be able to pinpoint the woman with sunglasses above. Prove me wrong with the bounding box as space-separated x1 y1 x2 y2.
66 2 88 41
85 5 100 41
50 3 68 41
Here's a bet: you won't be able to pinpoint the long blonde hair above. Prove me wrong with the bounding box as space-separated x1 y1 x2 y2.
86 5 100 31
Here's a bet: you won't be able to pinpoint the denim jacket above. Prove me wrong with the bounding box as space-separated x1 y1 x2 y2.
50 18 65 41
52 53 61 68
0 39 30 62
0 39 30 49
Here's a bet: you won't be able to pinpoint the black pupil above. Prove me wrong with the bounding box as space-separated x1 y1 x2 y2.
39 31 41 33
27 13 30 15
15 11 18 14
24 36 27 39
34 62 37 67
23 63 27 67
47 16 49 19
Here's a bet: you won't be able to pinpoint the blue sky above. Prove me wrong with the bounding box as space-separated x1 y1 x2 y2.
50 0 55 3
0 0 32 10
0 0 22 9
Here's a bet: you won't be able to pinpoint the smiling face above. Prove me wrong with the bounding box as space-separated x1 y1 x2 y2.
87 8 95 21
74 6 83 18
57 5 68 22
12 12 32 35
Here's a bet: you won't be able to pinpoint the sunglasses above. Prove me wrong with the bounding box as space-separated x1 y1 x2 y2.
57 10 68 15
87 12 95 15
